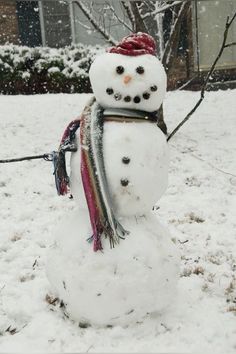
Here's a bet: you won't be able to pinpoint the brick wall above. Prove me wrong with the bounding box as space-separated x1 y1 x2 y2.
0 0 19 45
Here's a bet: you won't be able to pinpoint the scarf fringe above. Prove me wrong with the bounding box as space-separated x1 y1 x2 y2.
92 218 129 252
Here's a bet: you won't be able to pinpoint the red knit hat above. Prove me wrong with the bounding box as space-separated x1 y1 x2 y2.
107 32 156 56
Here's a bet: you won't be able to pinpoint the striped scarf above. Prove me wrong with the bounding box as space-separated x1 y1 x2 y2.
55 97 129 251
80 98 129 251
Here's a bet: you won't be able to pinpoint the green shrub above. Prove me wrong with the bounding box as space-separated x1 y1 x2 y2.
0 44 104 94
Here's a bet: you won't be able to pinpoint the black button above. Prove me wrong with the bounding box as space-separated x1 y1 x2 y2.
114 93 122 101
122 157 130 164
133 96 141 103
121 178 129 187
124 96 131 102
150 85 157 92
106 88 113 95
143 92 150 100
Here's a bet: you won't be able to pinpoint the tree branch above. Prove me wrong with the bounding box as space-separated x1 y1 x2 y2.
228 11 236 26
74 1 117 46
108 2 133 32
121 1 135 31
178 75 198 91
130 1 148 33
167 11 236 141
142 0 191 19
224 41 236 48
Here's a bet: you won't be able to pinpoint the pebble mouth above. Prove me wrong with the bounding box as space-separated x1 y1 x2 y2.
106 85 158 103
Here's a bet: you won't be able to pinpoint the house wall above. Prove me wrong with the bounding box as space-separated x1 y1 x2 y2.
0 0 19 45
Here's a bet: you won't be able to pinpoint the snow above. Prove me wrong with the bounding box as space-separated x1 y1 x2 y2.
0 89 236 352
89 53 166 112
47 211 179 327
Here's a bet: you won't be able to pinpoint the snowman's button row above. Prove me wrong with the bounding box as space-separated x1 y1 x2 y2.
121 157 130 186
106 85 158 103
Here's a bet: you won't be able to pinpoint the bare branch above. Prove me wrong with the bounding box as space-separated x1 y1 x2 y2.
108 2 133 32
178 75 198 91
228 11 236 26
224 41 236 48
167 11 236 141
121 1 135 31
74 1 117 46
130 1 148 33
191 153 236 178
142 0 190 19
74 19 92 31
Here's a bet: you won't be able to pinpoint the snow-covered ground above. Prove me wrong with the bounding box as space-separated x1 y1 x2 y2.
0 90 235 353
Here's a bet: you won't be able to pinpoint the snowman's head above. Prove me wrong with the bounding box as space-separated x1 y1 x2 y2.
89 33 167 113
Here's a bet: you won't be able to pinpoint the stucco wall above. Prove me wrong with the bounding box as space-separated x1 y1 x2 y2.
0 0 19 45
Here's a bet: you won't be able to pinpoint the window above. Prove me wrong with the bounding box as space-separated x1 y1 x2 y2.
16 1 42 47
39 0 71 48
193 0 236 70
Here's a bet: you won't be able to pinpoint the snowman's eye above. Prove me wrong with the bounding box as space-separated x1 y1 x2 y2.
136 66 145 74
116 66 124 74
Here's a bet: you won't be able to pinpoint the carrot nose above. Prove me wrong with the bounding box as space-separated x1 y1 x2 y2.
123 75 132 84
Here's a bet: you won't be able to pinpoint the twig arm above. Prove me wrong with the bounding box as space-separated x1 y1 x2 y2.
0 154 52 163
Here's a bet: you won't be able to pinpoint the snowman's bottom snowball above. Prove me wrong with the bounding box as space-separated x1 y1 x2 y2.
46 209 179 327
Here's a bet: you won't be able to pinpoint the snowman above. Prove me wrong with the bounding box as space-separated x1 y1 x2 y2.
47 33 179 327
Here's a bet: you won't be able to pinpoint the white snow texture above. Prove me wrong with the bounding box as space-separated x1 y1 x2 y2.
0 90 236 352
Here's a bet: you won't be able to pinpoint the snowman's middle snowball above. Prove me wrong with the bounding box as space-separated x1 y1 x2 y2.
70 119 169 217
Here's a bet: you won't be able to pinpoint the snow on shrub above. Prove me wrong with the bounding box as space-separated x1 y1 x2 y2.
0 44 104 94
